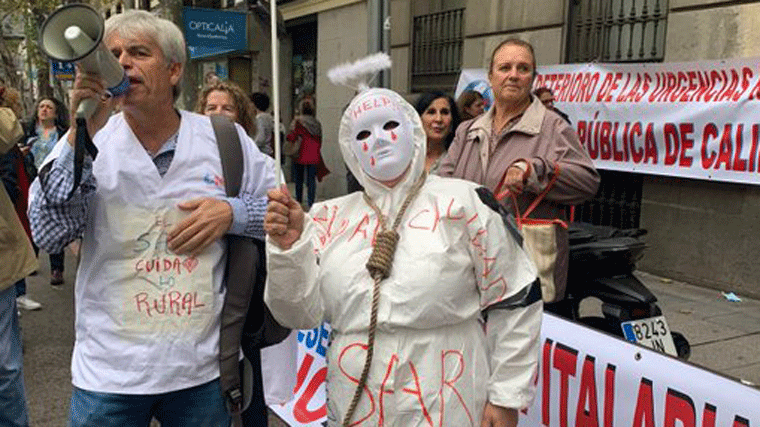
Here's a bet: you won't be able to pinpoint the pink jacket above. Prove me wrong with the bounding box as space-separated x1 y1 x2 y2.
438 96 599 220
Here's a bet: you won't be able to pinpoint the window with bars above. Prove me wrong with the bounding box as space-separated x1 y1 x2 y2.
570 170 643 228
411 8 464 93
567 0 666 228
567 0 668 63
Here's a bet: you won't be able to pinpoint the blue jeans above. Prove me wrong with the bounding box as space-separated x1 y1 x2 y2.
0 285 28 427
69 379 231 427
292 163 317 207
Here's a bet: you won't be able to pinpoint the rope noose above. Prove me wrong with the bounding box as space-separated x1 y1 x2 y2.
341 172 427 427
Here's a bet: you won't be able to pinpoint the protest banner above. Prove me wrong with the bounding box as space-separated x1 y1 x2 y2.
455 58 760 186
269 323 331 427
519 314 760 427
269 315 759 426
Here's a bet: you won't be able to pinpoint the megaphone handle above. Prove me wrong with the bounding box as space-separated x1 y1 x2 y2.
76 98 98 119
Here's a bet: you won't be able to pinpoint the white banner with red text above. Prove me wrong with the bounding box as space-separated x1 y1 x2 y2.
269 323 331 426
268 314 760 426
455 58 760 186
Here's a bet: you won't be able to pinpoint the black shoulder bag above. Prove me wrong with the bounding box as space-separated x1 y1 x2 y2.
211 115 290 426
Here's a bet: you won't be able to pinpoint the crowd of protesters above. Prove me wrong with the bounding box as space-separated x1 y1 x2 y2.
0 5 595 425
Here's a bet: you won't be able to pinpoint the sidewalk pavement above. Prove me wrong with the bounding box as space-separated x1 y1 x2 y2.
634 270 760 388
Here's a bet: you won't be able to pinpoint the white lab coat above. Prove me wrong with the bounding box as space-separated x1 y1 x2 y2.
265 89 542 426
54 111 276 394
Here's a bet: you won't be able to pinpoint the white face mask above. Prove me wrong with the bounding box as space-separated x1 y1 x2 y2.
348 91 415 183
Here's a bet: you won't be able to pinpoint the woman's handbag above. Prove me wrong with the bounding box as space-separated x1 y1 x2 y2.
495 164 568 303
283 135 301 158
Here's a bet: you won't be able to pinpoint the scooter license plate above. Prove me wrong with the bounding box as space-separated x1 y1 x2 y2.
621 315 678 356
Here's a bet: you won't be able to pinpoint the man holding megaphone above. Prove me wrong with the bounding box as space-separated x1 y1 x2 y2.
29 8 277 427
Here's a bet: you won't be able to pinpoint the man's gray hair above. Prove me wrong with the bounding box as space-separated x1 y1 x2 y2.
104 10 186 98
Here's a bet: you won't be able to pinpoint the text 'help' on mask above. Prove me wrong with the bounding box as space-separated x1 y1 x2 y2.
348 91 415 183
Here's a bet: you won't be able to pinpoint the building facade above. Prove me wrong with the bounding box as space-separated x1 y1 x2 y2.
280 0 760 298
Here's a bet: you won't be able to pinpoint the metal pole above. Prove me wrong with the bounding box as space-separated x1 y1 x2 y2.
271 0 282 185
368 0 381 53
381 0 390 88
367 0 389 88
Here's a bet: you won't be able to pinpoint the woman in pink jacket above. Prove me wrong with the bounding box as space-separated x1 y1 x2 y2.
287 99 322 208
438 38 600 303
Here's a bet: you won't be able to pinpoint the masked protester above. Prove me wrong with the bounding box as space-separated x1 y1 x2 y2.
264 55 542 427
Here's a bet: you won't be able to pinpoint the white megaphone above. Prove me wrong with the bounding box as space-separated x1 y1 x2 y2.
39 4 129 119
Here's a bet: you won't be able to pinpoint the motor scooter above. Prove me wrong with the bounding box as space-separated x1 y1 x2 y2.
544 222 691 359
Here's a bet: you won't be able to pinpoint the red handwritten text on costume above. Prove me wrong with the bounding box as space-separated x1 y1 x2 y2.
134 291 205 317
337 342 471 426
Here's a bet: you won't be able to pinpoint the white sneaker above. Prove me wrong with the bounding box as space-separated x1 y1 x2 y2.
16 296 42 311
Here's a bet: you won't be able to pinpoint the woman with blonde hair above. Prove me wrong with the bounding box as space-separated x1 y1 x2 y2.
439 38 599 309
441 38 597 204
196 80 256 137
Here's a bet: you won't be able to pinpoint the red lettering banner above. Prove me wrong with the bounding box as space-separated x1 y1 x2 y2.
269 315 760 426
455 58 760 186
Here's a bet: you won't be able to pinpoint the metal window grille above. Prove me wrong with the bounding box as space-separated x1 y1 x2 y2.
567 1 664 227
571 170 643 228
411 8 464 92
567 0 667 63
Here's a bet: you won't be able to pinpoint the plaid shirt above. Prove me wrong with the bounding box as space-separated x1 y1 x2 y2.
29 132 267 254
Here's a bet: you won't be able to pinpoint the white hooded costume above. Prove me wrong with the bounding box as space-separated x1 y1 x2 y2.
265 88 542 426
